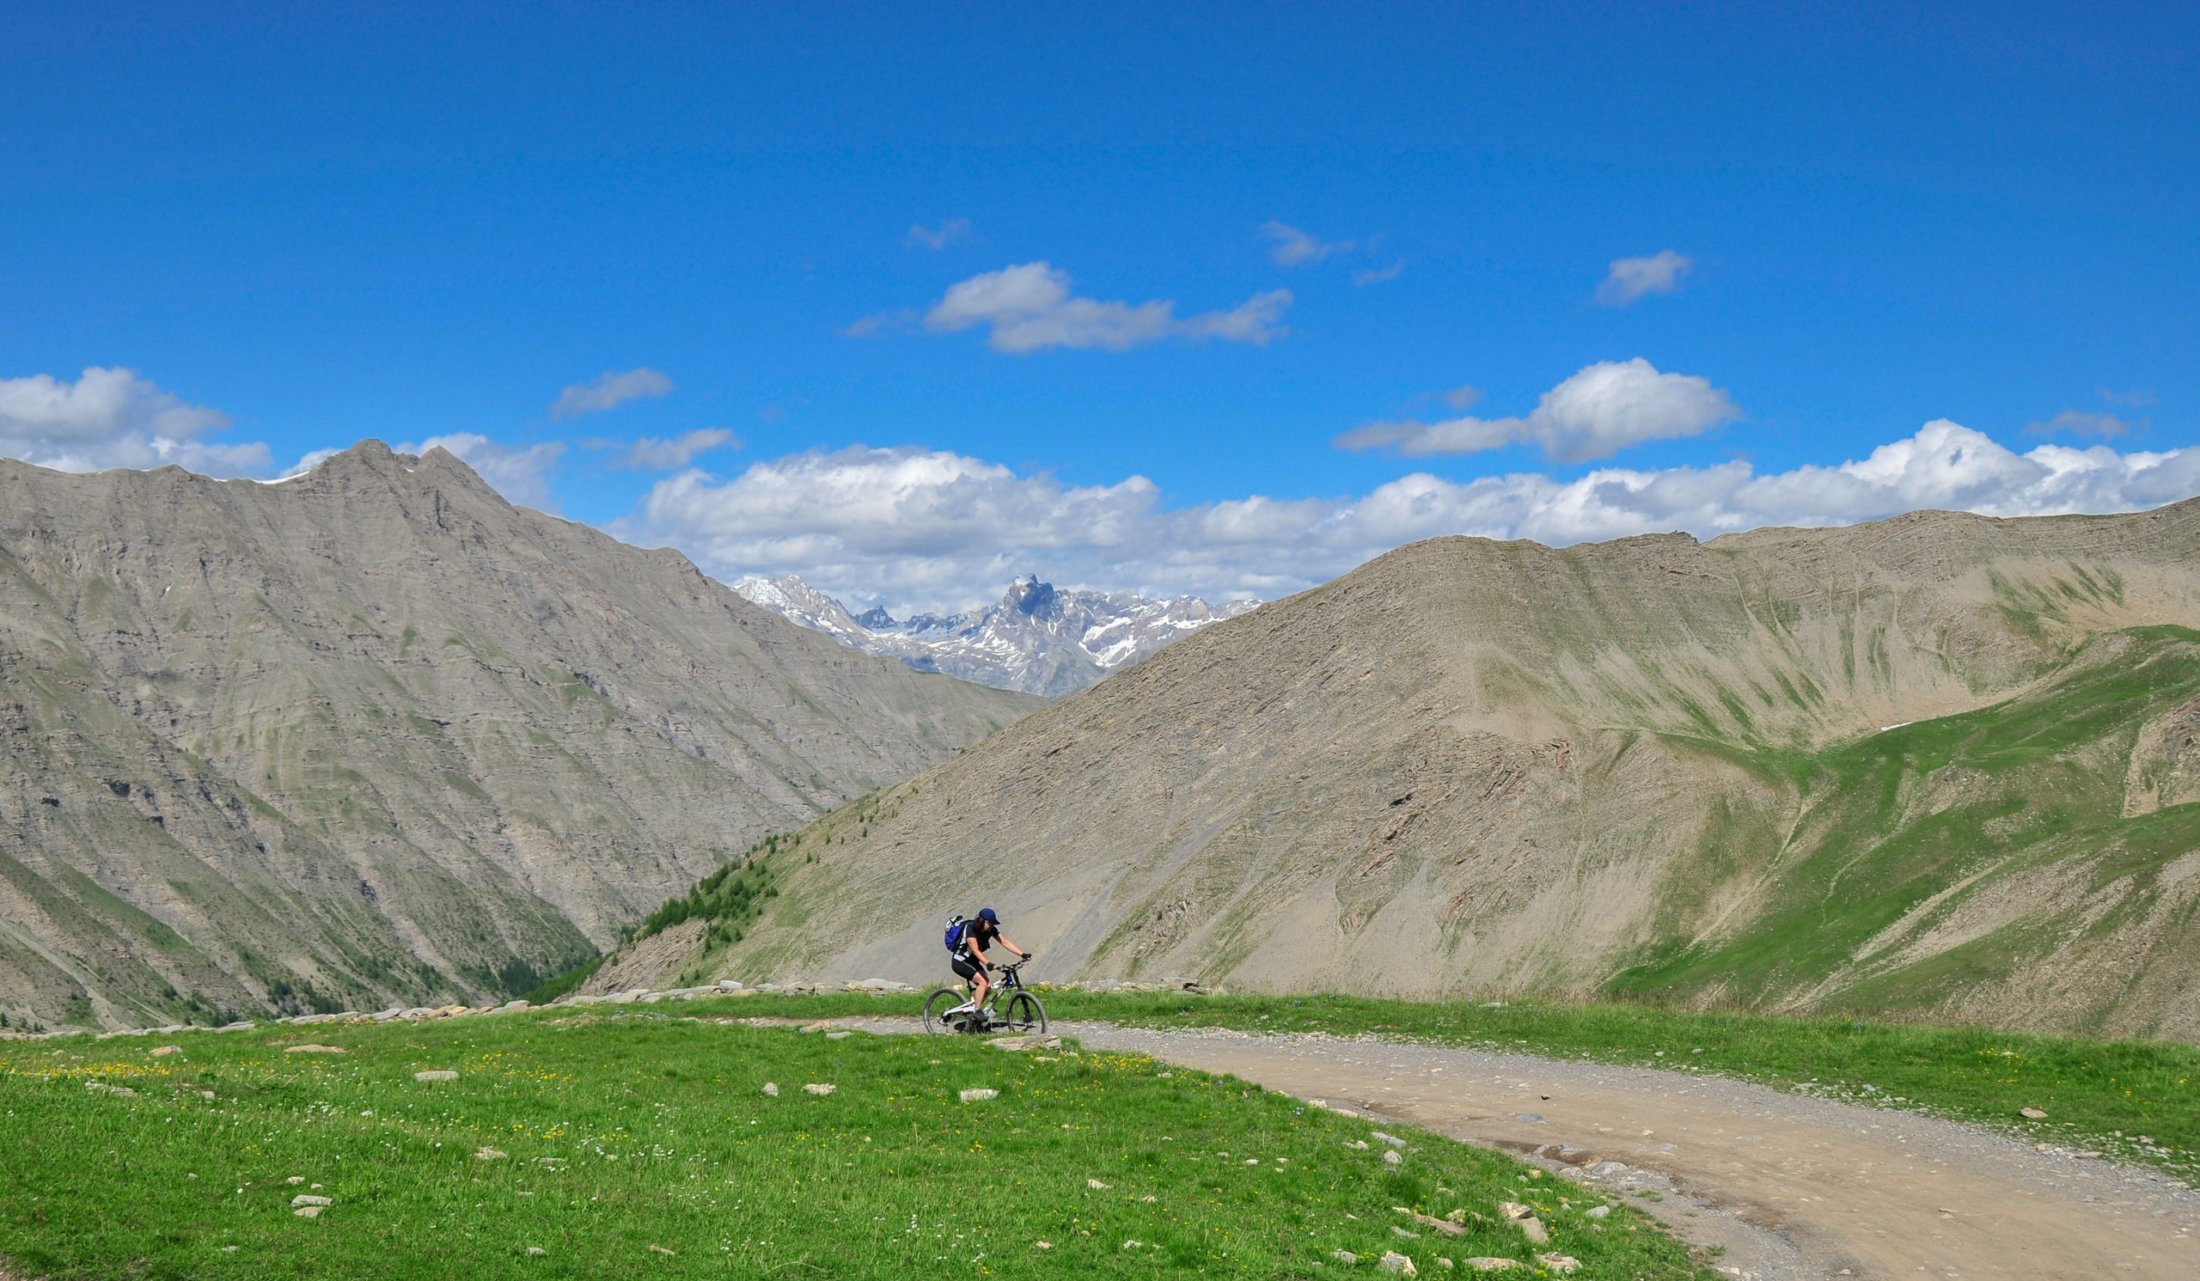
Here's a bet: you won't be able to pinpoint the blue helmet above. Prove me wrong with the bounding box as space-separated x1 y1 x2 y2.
978 907 999 923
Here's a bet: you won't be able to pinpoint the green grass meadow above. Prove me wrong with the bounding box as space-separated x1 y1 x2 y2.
0 1006 1709 1280
737 988 2200 1181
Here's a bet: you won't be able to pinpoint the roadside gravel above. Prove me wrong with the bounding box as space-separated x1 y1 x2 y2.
1050 1022 2200 1281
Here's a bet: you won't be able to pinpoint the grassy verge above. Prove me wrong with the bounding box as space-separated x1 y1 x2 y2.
725 988 2200 1181
0 1008 1709 1280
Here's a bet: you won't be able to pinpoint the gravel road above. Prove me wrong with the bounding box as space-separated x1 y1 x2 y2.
1045 1023 2200 1280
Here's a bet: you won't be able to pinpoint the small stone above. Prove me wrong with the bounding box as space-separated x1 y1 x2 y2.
1034 1241 1052 1249
2021 1107 2048 1119
1391 1225 1419 1239
1379 1250 1419 1275
286 1176 305 1185
1536 1254 1580 1275
961 1088 999 1102
1333 1250 1360 1264
1383 1149 1404 1166
1436 1261 1454 1271
475 1147 507 1160
1586 1205 1611 1219
825 1030 852 1040
802 1082 835 1095
293 1205 323 1219
1087 1178 1110 1189
1122 1239 1142 1250
799 1020 835 1033
1513 1113 1545 1125
291 1194 331 1208
1371 1131 1407 1148
761 1081 778 1096
648 1244 675 1256
1464 1260 1518 1273
526 1246 547 1256
413 1070 458 1082
285 1044 346 1055
149 1045 183 1057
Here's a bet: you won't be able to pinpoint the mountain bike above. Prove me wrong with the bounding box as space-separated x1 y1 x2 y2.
923 959 1047 1034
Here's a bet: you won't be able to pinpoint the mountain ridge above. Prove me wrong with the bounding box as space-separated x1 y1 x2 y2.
591 499 2200 1039
0 442 1039 1029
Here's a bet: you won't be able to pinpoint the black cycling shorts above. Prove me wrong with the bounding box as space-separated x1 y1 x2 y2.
950 956 984 984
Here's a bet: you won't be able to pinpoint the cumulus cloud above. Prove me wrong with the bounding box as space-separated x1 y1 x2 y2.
1262 221 1355 267
550 367 674 419
612 428 739 470
906 217 974 250
0 366 271 475
616 421 2200 617
399 433 566 512
1337 359 1738 463
902 262 1290 354
1595 250 1694 306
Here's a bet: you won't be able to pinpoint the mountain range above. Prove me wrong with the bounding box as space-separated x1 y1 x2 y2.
598 503 2200 1040
733 574 1258 696
0 443 1037 1030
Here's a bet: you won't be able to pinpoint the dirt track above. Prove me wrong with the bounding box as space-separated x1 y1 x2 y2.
1049 1024 2200 1280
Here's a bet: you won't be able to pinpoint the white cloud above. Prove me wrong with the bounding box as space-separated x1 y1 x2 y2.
550 368 674 420
906 262 1290 354
906 217 974 250
1595 250 1694 306
1353 259 1406 286
616 421 2200 617
398 433 566 512
2098 387 2156 408
0 366 271 475
1337 359 1738 463
1262 221 1354 267
613 428 739 470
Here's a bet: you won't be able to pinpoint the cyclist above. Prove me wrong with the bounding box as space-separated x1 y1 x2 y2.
950 907 1029 1025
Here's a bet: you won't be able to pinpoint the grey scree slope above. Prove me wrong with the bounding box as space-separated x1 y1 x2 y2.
613 499 2200 1039
0 442 1039 1029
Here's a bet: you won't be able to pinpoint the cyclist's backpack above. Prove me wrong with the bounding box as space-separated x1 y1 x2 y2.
943 913 968 953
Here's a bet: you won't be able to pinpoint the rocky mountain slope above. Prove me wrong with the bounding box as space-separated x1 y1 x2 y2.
0 443 1038 1029
595 502 2200 1039
733 573 1257 696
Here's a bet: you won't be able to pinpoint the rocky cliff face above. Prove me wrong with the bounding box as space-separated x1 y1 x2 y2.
611 502 2200 1039
0 443 1038 1029
734 574 1258 696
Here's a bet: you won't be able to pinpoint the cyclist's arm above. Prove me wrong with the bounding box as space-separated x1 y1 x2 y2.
998 935 1028 960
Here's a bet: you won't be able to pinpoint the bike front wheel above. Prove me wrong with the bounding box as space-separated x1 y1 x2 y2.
922 987 965 1034
998 991 1047 1034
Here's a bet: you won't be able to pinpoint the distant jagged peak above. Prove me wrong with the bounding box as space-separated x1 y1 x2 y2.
730 572 1262 696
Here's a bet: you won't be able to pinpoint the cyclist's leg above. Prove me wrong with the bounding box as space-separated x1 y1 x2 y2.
971 968 992 1017
949 958 981 1011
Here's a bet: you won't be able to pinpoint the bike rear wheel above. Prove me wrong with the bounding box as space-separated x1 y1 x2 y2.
998 991 1047 1034
922 987 966 1034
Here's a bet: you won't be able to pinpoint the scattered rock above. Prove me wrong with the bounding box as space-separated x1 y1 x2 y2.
1379 1250 1419 1275
85 1080 137 1097
1394 1207 1466 1236
149 1045 183 1057
1512 1113 1545 1125
526 1246 547 1256
1536 1254 1580 1275
1585 1205 1611 1219
1391 1225 1418 1239
1383 1149 1404 1166
825 1030 852 1040
413 1070 459 1082
1463 1260 1519 1273
293 1205 323 1219
761 1082 779 1096
648 1244 675 1256
1497 1202 1549 1245
475 1147 508 1161
802 1082 836 1096
291 1195 331 1208
1585 1161 1629 1178
1371 1131 1408 1148
798 1020 836 1033
2021 1107 2048 1120
285 1044 346 1055
961 1088 999 1103
286 1176 306 1186
1333 1250 1360 1264
1087 1178 1110 1189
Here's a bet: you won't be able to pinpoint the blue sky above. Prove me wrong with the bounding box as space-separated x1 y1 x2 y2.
4 2 2195 614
